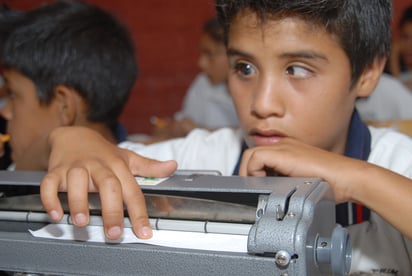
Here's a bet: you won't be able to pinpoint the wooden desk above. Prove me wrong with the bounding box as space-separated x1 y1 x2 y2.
365 120 412 137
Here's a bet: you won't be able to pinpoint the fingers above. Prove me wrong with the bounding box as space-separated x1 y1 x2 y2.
40 171 65 222
239 143 298 177
67 167 90 227
239 148 269 177
118 166 153 239
91 167 126 240
127 151 177 178
42 133 177 241
116 153 178 239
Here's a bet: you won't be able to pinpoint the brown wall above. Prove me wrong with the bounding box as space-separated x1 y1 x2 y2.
3 0 412 134
393 0 412 38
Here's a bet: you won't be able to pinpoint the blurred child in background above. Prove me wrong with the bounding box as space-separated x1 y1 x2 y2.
150 17 238 141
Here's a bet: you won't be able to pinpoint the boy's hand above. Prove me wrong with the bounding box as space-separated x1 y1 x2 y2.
171 118 197 137
240 138 412 241
40 127 177 240
239 138 360 203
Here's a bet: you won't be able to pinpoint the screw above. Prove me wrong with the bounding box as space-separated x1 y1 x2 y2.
275 250 291 267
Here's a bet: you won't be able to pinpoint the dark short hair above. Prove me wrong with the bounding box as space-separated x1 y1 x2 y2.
216 0 391 85
1 0 138 129
203 17 225 44
399 6 412 29
0 5 24 55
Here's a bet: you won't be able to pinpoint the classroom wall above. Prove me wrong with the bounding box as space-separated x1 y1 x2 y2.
393 0 412 38
2 0 412 134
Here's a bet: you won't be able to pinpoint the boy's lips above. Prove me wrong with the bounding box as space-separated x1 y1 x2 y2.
249 129 286 146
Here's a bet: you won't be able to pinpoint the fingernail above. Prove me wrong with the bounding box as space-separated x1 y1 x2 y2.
49 210 60 221
108 226 121 239
140 226 152 238
74 213 87 225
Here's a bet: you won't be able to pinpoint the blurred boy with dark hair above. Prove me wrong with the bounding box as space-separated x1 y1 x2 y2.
0 0 137 170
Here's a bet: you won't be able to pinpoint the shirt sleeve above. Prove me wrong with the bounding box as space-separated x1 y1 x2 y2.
119 128 243 176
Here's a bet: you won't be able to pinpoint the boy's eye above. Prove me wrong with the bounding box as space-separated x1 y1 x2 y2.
233 62 255 77
285 65 313 78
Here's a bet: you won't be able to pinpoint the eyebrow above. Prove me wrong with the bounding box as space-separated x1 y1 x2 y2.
279 51 328 62
227 48 329 63
227 48 254 59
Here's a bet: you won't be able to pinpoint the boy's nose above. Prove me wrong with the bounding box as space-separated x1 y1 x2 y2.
251 79 285 118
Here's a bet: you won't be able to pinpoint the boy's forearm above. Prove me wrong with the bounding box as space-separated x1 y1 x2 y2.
348 162 412 240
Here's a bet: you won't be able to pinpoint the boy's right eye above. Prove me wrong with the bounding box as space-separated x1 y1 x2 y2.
232 62 255 77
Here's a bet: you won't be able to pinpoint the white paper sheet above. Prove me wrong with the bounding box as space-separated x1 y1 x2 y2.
29 224 248 253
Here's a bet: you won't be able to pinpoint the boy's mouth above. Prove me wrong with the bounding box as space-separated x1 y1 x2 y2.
248 129 286 146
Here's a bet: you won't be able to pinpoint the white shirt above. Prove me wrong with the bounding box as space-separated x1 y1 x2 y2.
174 73 239 129
120 128 242 176
356 73 412 121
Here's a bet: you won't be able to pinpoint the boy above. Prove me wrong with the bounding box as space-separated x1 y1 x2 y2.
39 0 412 274
151 17 238 140
0 1 137 171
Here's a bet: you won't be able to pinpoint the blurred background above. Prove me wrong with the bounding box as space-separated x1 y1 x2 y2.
1 0 411 135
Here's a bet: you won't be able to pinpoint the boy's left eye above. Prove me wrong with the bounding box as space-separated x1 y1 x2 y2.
285 65 313 78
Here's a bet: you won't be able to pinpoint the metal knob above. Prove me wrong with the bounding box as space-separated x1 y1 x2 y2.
275 250 291 267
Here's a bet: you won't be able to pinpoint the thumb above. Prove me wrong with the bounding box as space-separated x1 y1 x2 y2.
125 150 178 178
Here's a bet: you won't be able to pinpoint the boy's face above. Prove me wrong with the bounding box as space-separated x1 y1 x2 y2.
198 33 229 85
0 69 62 166
227 12 365 154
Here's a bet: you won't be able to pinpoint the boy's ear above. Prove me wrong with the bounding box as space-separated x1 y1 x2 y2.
355 57 386 98
53 85 78 126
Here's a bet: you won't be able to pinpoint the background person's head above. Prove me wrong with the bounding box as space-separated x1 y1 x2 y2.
0 0 138 168
398 6 412 72
198 17 229 85
1 0 138 128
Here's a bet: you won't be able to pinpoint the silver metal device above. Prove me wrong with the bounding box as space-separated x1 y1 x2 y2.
0 170 351 275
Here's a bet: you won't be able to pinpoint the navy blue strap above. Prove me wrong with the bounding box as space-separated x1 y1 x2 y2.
232 141 248 176
114 122 128 143
336 110 371 226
